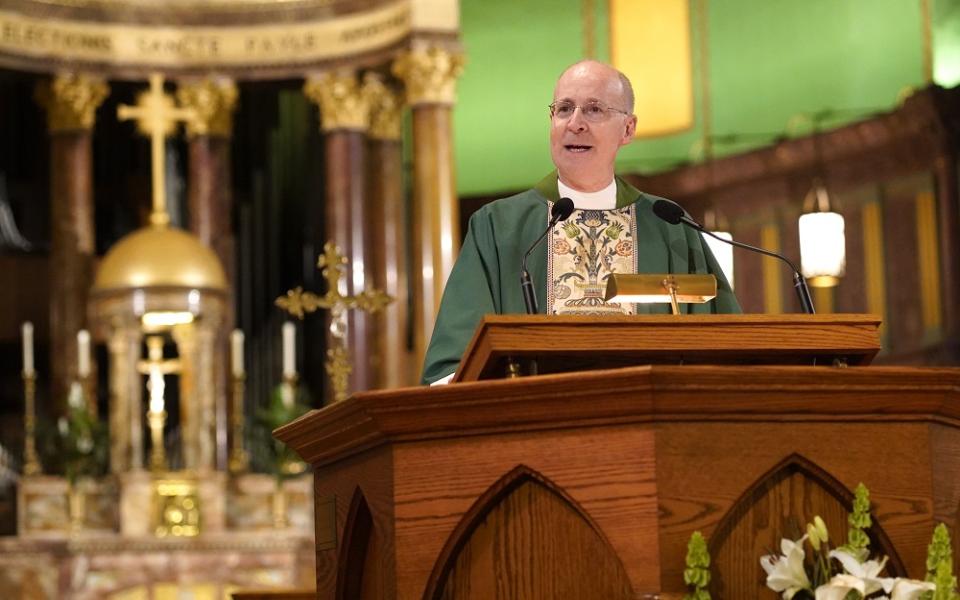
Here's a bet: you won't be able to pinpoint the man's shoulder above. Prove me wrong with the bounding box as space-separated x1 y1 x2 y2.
471 188 547 219
632 190 670 210
614 176 672 212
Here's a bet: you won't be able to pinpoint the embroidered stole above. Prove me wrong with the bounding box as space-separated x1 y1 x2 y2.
546 202 638 315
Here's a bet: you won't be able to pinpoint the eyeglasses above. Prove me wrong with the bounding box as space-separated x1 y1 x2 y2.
549 100 630 122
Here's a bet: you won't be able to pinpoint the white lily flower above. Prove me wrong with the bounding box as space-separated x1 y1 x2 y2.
888 578 935 600
815 574 866 600
762 536 812 599
829 548 892 595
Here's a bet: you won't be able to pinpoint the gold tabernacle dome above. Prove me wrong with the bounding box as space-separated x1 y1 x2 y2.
92 223 227 293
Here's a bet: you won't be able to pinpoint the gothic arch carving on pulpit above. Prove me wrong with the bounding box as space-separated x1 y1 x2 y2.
336 486 375 600
422 464 634 600
707 453 905 597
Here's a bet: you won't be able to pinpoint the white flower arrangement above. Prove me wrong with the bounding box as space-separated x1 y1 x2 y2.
760 526 934 599
683 484 958 600
759 483 954 600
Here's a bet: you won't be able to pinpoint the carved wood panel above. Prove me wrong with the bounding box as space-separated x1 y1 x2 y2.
434 478 634 600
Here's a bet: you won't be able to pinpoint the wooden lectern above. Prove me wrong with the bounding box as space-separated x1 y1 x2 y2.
276 315 960 599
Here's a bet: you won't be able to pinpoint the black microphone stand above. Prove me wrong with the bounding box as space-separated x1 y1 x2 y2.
684 216 816 315
516 198 575 376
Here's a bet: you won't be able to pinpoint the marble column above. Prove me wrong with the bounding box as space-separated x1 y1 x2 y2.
177 78 238 470
171 324 199 471
363 73 412 388
107 325 142 473
35 74 109 410
303 71 374 399
176 78 238 303
194 323 219 472
392 46 464 375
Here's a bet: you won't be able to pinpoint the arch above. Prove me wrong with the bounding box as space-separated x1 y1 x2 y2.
335 486 374 600
422 464 634 600
708 453 905 596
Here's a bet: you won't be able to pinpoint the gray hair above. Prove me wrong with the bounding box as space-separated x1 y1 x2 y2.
617 69 635 114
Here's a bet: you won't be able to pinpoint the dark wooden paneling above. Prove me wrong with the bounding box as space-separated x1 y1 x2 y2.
882 176 925 355
833 187 871 315
730 222 763 314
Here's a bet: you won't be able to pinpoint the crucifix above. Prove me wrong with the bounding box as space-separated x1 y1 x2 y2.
136 336 181 471
118 74 197 472
117 73 197 226
276 242 392 403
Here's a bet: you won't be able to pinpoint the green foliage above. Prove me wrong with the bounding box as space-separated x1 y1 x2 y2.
53 383 108 485
839 483 872 561
255 383 310 483
923 523 959 600
684 531 712 600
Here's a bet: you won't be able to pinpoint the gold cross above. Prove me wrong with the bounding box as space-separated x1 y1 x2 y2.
276 242 392 403
118 73 198 227
136 335 182 412
136 336 181 378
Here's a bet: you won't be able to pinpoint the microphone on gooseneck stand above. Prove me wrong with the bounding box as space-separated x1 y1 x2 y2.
651 199 816 314
521 197 575 314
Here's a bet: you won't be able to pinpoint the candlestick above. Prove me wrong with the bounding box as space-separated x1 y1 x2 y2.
22 370 41 476
281 322 296 378
230 329 244 377
21 322 34 376
280 374 297 410
228 372 249 474
77 329 91 378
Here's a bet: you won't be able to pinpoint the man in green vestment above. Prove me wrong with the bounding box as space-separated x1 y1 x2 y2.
421 60 741 384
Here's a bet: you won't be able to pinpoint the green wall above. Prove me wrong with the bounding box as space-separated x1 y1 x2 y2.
454 0 950 196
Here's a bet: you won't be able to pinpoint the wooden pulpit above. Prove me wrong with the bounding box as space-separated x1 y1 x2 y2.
276 315 960 599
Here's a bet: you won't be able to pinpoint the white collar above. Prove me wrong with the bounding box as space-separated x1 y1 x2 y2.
557 178 617 210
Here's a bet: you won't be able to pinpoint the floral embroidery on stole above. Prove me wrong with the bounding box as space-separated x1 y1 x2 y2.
546 203 638 315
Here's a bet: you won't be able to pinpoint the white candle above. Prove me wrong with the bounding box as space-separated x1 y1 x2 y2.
282 322 296 378
22 322 34 375
231 329 245 377
77 329 91 378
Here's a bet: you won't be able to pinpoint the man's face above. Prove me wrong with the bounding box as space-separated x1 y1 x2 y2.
549 63 637 191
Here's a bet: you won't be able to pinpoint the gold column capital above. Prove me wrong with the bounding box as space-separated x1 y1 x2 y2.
362 73 402 141
303 71 370 133
176 78 239 138
35 73 109 133
392 46 464 106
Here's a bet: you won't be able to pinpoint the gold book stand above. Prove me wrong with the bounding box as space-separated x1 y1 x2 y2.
604 273 717 314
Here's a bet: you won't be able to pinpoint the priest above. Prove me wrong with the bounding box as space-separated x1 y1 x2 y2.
422 60 741 384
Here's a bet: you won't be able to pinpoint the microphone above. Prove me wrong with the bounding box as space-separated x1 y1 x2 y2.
652 199 816 314
521 197 575 314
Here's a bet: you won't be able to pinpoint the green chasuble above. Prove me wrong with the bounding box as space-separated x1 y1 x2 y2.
421 173 741 384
